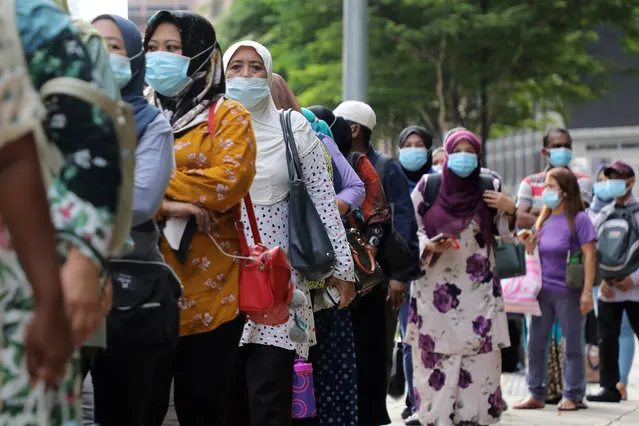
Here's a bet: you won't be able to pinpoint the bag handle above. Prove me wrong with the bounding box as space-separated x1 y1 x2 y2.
41 77 120 118
280 110 304 182
206 105 261 258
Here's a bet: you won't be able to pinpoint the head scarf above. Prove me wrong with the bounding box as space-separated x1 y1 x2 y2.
93 15 160 138
421 128 494 251
302 108 334 139
144 10 225 130
224 40 311 205
309 105 352 154
271 73 302 113
399 125 434 182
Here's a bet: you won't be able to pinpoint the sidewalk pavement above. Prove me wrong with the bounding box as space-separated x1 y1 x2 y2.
388 340 639 425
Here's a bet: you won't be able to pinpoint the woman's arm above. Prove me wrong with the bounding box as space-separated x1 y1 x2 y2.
131 115 174 226
580 241 596 314
319 134 365 211
165 103 256 213
483 172 517 242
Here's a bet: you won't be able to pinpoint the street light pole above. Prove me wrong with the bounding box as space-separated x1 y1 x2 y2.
342 0 368 102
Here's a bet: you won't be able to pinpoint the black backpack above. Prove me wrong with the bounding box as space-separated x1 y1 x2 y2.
596 203 639 280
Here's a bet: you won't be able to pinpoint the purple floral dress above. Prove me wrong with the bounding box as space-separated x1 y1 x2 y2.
406 172 512 426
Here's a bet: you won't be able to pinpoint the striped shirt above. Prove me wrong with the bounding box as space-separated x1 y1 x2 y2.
516 167 593 209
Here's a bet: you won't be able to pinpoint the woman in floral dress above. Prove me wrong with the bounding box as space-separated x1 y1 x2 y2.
407 128 517 425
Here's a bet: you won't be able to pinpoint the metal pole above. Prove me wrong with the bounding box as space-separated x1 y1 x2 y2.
342 0 368 101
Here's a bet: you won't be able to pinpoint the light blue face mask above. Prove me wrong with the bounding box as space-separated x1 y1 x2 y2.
447 152 478 178
594 179 628 201
432 164 443 173
145 46 213 98
109 51 142 90
225 77 271 109
549 147 573 167
542 189 562 209
399 147 429 172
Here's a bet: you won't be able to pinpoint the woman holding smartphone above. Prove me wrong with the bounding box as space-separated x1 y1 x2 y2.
515 166 596 412
407 128 516 425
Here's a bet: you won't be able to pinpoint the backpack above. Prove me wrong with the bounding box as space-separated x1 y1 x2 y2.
595 203 639 280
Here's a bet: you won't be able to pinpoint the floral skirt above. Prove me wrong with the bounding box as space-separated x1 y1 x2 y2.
0 253 80 425
412 348 504 426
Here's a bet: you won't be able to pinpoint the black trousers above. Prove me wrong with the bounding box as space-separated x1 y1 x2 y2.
226 343 296 426
597 300 639 390
145 316 245 426
91 349 160 426
351 285 391 426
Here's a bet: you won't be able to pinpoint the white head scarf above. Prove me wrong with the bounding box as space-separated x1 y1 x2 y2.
223 40 317 205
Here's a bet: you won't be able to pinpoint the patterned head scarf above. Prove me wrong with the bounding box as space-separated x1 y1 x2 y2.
144 10 225 127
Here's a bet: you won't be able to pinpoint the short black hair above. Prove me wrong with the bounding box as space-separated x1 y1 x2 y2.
345 120 372 145
543 128 572 148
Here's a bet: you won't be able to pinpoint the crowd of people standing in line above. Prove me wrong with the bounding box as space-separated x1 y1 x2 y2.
3 2 639 426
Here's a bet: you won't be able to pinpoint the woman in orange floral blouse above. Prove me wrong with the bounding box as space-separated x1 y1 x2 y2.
142 11 256 426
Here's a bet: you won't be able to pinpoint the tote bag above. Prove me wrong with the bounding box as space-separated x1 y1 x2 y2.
501 250 542 316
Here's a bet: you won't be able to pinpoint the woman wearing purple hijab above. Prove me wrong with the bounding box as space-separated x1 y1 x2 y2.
406 128 517 425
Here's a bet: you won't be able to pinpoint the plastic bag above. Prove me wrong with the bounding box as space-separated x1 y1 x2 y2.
501 250 542 316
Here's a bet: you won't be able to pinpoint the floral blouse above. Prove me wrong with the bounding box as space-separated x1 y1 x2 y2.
18 1 120 267
158 100 257 336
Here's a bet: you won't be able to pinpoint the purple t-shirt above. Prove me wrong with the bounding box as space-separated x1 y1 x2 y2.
538 211 596 293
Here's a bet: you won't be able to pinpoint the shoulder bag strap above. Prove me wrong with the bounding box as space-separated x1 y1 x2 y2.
280 109 304 181
206 104 261 257
422 173 442 213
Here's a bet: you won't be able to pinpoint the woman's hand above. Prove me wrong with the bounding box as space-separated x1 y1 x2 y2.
600 281 615 299
387 279 408 310
483 190 516 215
518 230 537 255
162 200 214 233
326 277 356 309
60 247 104 346
580 291 594 315
426 239 454 253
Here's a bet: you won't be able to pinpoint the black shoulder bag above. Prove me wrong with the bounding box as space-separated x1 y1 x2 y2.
280 110 336 281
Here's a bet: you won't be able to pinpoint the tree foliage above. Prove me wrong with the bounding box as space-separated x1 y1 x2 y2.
219 0 639 147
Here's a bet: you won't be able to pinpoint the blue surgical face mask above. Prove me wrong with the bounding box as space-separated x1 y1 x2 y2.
595 179 628 201
432 164 443 173
548 147 573 167
447 152 478 178
542 189 562 209
225 77 271 109
110 51 143 90
594 181 614 202
399 147 429 172
145 46 213 98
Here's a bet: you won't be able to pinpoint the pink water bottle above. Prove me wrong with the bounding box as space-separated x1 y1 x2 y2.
292 359 317 419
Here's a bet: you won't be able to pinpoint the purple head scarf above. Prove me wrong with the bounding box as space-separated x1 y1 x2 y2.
420 128 494 250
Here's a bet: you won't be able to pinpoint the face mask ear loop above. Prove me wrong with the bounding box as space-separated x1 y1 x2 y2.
187 44 216 78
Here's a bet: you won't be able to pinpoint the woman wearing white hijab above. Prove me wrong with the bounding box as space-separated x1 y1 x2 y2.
223 41 356 426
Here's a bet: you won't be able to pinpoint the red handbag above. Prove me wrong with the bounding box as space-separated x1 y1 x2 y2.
206 104 293 325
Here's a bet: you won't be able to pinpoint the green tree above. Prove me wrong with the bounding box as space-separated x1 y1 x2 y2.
219 0 639 149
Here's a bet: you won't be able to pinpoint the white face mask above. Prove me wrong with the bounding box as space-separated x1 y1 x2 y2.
225 77 271 109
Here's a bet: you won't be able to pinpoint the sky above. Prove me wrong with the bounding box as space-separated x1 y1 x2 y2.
67 0 128 20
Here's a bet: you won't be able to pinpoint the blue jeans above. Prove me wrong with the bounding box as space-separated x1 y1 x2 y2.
398 282 415 412
527 289 585 401
593 287 636 385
